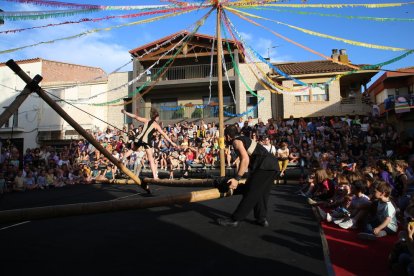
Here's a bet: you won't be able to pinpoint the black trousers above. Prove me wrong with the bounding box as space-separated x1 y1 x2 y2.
232 169 277 221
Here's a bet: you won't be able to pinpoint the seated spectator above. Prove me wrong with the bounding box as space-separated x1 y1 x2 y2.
45 168 55 188
358 181 398 240
37 169 48 189
308 168 335 202
103 164 116 181
79 151 90 165
90 162 100 179
394 160 409 211
168 152 180 180
262 136 276 155
389 214 414 275
297 172 315 197
335 180 371 229
289 147 300 164
277 142 290 177
53 168 66 187
13 170 25 192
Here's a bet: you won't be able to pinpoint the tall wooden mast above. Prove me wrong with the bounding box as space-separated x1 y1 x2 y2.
216 2 226 177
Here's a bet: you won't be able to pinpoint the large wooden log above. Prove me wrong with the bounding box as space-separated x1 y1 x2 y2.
95 178 214 186
0 188 230 223
0 62 42 127
6 60 146 192
95 178 245 186
0 84 36 128
95 177 214 187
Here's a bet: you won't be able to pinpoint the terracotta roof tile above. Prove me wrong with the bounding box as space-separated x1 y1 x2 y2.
129 31 237 56
0 57 42 67
271 60 359 76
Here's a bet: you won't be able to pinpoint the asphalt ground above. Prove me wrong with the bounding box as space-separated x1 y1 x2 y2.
0 181 326 276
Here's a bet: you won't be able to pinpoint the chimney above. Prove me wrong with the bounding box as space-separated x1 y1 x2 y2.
331 49 339 61
339 49 349 64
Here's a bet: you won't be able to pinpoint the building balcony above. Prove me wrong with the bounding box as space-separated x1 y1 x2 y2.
138 63 234 82
138 105 237 121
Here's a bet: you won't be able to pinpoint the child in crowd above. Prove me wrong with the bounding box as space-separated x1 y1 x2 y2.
37 169 48 189
336 180 371 229
394 160 409 211
358 181 398 240
308 169 335 203
13 170 25 192
277 142 289 177
168 152 180 180
24 171 38 190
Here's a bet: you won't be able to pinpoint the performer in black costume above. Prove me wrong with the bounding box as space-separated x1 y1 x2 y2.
122 109 177 179
217 125 279 227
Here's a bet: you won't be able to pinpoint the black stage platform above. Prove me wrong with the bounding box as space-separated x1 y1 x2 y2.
0 183 327 275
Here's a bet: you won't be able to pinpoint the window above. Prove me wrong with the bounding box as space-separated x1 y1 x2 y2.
246 92 258 118
203 96 232 117
151 98 177 120
293 84 329 102
202 96 232 106
310 84 329 101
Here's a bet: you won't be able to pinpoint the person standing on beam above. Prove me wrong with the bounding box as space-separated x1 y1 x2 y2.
217 125 279 227
122 109 177 179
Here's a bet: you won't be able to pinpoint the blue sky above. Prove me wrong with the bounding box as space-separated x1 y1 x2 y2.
1 0 414 74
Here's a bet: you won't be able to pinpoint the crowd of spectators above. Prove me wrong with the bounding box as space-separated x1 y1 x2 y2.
2 113 414 273
1 114 414 190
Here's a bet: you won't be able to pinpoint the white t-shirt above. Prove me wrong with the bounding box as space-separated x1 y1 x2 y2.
376 200 398 232
360 123 369 132
286 119 295 126
263 144 276 155
277 148 289 158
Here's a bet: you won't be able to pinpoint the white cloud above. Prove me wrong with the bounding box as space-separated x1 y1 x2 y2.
1 13 133 73
27 36 132 73
239 31 253 42
232 32 291 62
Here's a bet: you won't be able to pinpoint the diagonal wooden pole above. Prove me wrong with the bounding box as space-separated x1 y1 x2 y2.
6 59 147 192
0 62 42 128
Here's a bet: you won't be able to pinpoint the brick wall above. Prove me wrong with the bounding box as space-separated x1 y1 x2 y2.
42 60 107 85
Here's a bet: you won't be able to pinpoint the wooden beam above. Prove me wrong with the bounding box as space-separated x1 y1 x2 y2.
95 178 216 186
5 60 147 193
0 62 41 127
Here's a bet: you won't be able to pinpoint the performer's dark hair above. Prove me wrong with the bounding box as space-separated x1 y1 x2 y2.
224 125 239 138
150 108 159 120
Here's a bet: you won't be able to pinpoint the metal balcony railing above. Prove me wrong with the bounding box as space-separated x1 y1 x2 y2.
138 105 236 120
139 63 234 82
